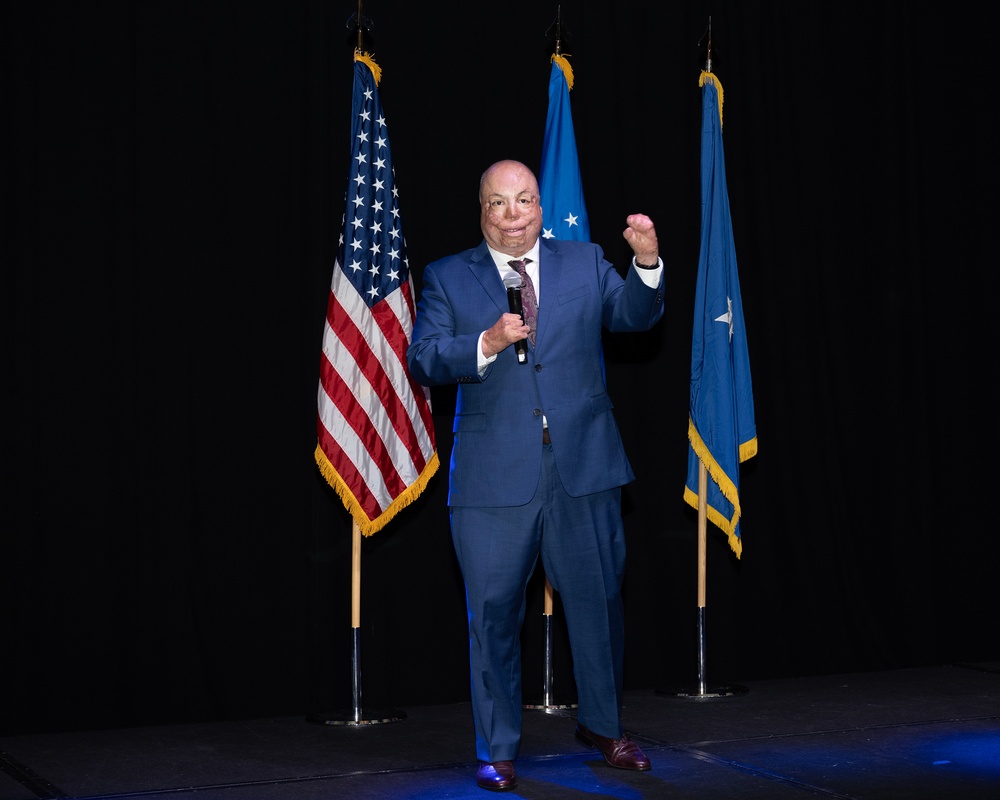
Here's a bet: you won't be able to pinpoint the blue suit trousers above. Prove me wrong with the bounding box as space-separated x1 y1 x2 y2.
450 441 627 763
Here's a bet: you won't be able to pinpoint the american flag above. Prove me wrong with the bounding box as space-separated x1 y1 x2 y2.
315 52 438 537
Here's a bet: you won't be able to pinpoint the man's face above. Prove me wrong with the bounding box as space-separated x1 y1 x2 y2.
479 162 543 257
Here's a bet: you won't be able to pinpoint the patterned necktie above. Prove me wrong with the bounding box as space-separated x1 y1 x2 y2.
508 258 537 344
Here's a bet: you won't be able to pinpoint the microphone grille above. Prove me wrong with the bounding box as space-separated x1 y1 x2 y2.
503 272 523 290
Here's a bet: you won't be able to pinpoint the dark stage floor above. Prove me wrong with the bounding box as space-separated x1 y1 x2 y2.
2 663 999 799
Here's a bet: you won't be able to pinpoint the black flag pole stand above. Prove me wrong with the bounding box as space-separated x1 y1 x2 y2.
658 462 748 699
524 578 578 712
308 520 406 725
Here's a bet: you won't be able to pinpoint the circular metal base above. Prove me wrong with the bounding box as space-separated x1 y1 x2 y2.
523 702 577 712
307 707 407 725
656 684 749 699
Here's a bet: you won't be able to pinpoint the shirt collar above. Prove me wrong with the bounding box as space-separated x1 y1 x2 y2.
487 241 540 272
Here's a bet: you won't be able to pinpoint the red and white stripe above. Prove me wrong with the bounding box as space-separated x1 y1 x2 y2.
316 259 437 536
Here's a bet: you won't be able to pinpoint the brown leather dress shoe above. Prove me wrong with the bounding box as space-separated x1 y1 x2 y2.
575 723 652 771
476 760 517 791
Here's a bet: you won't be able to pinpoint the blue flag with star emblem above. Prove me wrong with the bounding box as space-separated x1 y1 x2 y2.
539 54 589 241
683 71 757 558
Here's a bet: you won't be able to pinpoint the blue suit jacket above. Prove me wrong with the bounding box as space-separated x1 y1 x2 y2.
407 237 664 508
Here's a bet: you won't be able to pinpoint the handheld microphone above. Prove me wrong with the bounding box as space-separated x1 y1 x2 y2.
503 273 528 364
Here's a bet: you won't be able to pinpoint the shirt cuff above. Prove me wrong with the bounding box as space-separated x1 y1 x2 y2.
632 256 663 286
477 331 497 373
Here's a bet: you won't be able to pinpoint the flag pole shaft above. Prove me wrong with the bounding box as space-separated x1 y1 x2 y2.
543 579 554 705
524 577 577 711
351 521 362 717
683 461 746 698
697 461 708 694
352 521 362 628
660 459 744 698
306 518 406 725
698 462 708 609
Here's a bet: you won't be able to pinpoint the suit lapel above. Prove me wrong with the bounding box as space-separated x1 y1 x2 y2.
468 243 509 314
535 239 565 347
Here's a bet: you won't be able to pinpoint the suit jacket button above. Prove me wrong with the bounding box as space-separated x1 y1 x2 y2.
533 409 541 416
534 364 542 372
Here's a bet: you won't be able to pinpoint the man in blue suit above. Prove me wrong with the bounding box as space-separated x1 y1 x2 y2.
407 160 664 792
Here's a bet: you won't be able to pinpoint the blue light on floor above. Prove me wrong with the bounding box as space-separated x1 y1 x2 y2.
921 731 1000 776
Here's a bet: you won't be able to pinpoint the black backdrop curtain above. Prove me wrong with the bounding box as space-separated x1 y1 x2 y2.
4 1 994 736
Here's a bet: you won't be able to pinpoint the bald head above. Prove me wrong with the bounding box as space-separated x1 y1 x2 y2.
479 160 543 258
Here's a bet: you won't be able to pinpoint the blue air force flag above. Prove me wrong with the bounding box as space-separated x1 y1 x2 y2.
539 54 590 241
683 71 757 558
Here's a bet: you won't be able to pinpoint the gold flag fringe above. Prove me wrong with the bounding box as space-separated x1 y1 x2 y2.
551 53 575 90
699 70 724 130
315 443 440 537
354 50 381 86
683 415 756 559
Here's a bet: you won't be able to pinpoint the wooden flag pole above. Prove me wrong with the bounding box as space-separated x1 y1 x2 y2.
524 577 577 712
670 462 747 699
307 519 406 725
696 461 710 694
